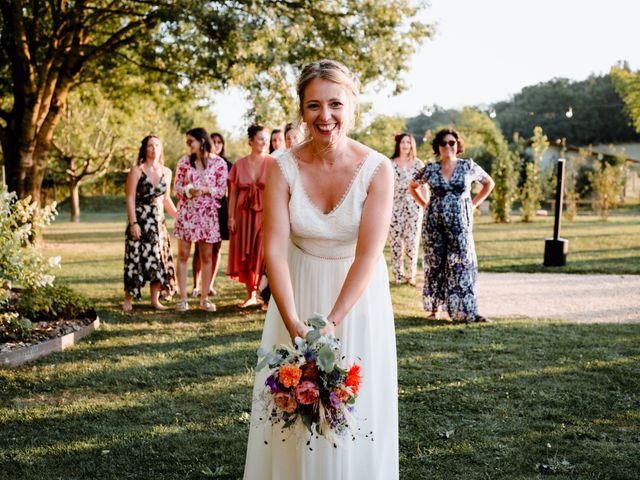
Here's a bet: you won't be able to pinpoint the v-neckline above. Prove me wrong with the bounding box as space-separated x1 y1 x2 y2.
245 156 267 184
142 170 164 189
439 159 459 183
292 151 372 216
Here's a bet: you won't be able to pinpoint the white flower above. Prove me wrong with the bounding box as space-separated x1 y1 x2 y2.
38 274 56 286
48 256 62 268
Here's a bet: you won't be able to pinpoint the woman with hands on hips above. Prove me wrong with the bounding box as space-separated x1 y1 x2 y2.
408 128 494 322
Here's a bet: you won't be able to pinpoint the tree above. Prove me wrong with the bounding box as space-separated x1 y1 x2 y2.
493 74 639 145
0 1 433 204
520 126 548 222
456 108 516 222
611 64 640 134
588 150 626 220
351 113 406 157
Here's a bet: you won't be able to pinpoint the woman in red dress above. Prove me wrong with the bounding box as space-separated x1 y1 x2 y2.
227 124 274 307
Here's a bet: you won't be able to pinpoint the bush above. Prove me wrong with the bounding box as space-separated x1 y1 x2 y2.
16 285 92 322
0 312 33 342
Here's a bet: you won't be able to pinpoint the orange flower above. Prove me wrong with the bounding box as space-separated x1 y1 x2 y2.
274 392 298 413
345 364 362 394
278 364 302 388
336 388 350 402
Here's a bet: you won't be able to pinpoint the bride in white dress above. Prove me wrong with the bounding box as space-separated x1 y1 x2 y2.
243 59 399 480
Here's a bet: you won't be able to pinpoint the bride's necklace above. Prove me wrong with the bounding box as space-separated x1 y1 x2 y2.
310 141 343 167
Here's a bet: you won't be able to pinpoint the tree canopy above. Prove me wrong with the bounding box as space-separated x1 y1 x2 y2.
0 0 433 202
492 74 639 145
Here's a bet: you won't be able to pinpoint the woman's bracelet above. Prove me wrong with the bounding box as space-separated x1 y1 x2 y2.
129 221 138 227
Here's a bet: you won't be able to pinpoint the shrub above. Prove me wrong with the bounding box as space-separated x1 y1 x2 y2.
0 312 33 342
16 285 92 322
0 185 59 290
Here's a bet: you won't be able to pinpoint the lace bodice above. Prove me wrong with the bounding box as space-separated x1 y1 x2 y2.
275 150 386 259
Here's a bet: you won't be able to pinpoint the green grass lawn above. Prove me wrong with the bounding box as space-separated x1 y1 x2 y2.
1 211 639 479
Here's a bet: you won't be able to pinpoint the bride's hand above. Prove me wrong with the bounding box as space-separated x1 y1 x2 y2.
321 317 337 337
289 320 310 342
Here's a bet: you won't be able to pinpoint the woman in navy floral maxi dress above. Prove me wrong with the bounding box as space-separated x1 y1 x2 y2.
409 128 494 322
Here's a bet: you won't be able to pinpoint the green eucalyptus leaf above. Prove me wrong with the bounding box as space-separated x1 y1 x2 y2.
305 329 321 344
308 313 327 330
317 345 335 373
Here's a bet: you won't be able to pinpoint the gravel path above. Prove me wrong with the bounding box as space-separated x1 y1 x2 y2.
475 273 640 323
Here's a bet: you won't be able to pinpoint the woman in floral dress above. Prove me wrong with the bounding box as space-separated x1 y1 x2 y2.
123 135 177 311
226 124 274 307
173 127 228 312
388 133 426 286
409 128 494 322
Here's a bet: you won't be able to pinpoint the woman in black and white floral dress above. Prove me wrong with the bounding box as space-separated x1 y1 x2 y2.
123 135 177 311
389 133 426 286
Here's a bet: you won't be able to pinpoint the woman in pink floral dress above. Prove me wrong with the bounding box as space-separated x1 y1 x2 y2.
173 127 228 312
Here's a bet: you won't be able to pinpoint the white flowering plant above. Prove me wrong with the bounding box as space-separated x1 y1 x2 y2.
0 185 59 292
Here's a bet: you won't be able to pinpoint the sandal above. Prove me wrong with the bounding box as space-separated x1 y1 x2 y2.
425 311 437 321
199 299 217 312
190 288 200 298
474 315 492 323
175 300 189 312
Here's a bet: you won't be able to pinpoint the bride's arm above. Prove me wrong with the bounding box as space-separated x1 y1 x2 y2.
324 159 394 332
263 162 307 341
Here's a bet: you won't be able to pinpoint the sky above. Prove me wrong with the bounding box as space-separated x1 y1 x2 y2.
212 0 640 134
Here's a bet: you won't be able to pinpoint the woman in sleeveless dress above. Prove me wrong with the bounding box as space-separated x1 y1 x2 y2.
243 60 399 480
226 124 274 307
123 135 177 311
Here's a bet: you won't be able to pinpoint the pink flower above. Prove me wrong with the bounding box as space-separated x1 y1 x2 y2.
294 380 320 405
274 392 297 413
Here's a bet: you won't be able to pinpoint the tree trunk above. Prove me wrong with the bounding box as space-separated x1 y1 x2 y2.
68 179 80 222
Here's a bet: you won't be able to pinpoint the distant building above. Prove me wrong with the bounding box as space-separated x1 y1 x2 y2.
541 143 640 202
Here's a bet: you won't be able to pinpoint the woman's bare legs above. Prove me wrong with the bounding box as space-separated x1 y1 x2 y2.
198 240 214 308
176 239 192 309
150 281 168 310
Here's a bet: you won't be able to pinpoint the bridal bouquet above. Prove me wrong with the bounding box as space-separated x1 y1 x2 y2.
256 313 361 444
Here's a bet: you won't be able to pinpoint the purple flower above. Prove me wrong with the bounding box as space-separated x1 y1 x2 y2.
304 348 317 361
329 391 341 408
266 375 280 393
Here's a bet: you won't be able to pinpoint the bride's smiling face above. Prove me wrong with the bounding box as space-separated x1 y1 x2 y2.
302 78 354 146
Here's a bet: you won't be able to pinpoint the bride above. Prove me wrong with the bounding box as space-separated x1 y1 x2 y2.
243 59 399 480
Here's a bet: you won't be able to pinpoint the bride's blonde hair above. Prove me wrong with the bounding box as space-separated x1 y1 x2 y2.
296 59 360 133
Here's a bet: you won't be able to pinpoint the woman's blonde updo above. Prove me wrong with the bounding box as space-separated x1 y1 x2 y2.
296 59 360 119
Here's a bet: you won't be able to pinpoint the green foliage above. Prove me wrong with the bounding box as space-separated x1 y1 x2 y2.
520 127 548 222
588 159 625 220
0 185 59 290
0 312 32 341
351 114 407 157
456 108 516 222
493 74 639 144
405 106 461 148
16 284 92 323
611 63 640 134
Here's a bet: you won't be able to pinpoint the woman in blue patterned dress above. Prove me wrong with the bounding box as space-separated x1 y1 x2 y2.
409 128 494 322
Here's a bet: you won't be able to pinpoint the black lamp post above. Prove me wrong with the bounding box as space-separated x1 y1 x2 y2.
544 158 569 266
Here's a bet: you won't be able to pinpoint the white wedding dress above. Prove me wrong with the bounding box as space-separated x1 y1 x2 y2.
243 150 399 480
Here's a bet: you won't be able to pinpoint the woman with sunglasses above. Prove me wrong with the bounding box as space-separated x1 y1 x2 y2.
408 128 495 322
173 127 228 312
